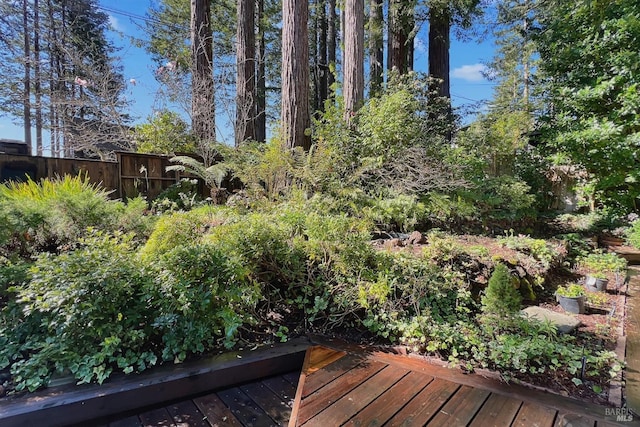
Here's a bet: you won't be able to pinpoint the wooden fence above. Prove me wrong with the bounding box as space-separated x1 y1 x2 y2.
0 152 208 201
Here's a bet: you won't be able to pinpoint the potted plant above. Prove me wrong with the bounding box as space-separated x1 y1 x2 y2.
556 283 587 314
580 252 627 292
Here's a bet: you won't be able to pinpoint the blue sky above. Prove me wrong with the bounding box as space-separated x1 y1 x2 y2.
0 1 496 150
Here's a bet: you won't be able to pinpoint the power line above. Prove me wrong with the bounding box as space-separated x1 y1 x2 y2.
96 4 183 31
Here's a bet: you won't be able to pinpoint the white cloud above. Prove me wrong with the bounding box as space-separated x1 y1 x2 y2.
451 64 487 82
108 14 122 32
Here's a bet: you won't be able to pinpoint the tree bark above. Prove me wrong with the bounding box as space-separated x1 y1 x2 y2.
255 0 266 142
317 0 328 112
190 0 216 150
327 0 336 94
387 0 408 74
369 0 383 96
428 7 450 99
236 0 256 146
281 0 311 149
34 0 43 156
343 0 364 120
22 0 32 154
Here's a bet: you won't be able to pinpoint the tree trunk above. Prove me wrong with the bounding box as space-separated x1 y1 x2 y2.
190 0 216 151
317 0 328 112
387 0 408 74
327 0 336 94
428 7 450 99
236 0 256 146
255 0 266 142
22 0 32 154
34 0 43 156
369 0 383 96
281 0 311 149
343 0 364 120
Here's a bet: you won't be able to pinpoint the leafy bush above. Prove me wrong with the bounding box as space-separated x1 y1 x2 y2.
362 194 427 232
148 244 260 360
139 206 227 261
0 232 156 391
0 175 123 256
481 263 522 317
151 179 202 213
627 219 640 249
579 251 627 278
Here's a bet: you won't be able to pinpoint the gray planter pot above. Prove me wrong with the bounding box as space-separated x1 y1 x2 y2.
585 276 608 292
558 295 586 314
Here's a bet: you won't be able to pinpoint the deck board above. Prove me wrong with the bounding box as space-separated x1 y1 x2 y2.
511 401 557 427
261 376 298 406
303 365 409 425
192 394 243 427
139 407 176 427
166 400 210 427
108 416 143 427
217 387 280 427
468 393 521 427
301 353 366 399
427 385 490 427
343 371 434 426
385 378 460 426
296 360 387 424
240 381 292 425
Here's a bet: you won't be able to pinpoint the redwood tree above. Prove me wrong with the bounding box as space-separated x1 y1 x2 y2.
235 0 256 146
343 0 364 119
281 0 311 149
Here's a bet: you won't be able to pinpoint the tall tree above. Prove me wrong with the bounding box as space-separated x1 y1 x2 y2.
281 0 311 149
22 0 32 153
327 0 337 93
387 0 413 74
255 0 266 142
427 0 482 98
34 0 43 155
369 0 384 96
236 0 256 146
343 0 364 119
190 0 216 149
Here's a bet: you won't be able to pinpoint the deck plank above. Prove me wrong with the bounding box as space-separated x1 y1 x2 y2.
301 353 368 399
193 394 243 427
296 360 387 425
344 371 434 426
427 384 490 427
385 377 460 426
303 365 409 425
468 393 521 427
217 387 279 427
241 381 293 425
305 346 347 375
511 401 557 427
262 376 298 407
139 407 176 427
166 400 209 427
282 372 300 386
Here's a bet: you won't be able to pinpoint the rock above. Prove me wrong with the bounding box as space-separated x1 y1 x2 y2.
521 306 582 334
406 231 426 245
384 238 404 249
0 384 5 398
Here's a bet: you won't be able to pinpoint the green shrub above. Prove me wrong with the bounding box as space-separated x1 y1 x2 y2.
579 251 627 278
151 179 202 213
0 231 156 391
482 263 522 316
0 175 123 256
362 194 427 232
114 196 156 239
139 206 227 261
149 244 260 360
627 219 640 249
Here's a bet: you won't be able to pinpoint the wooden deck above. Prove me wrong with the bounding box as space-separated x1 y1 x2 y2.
289 343 637 426
90 371 300 427
2 337 636 426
